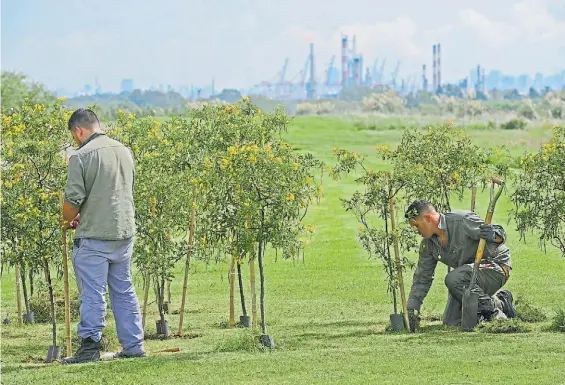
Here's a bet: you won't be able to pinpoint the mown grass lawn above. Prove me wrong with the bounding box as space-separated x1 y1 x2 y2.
2 116 564 385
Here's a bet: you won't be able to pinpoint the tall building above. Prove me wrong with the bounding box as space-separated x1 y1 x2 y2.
121 79 134 94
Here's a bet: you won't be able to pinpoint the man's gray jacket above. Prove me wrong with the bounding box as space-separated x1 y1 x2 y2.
407 210 511 310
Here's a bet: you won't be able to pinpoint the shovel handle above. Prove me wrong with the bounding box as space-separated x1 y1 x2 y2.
473 176 505 267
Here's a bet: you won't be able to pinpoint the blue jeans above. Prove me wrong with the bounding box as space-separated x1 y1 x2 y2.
73 237 144 355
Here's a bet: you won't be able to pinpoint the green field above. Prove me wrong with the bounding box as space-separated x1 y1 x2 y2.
2 116 565 385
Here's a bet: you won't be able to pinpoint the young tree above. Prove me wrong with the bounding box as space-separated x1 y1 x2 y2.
109 112 185 336
332 149 417 330
1 99 70 355
511 126 565 256
201 100 324 346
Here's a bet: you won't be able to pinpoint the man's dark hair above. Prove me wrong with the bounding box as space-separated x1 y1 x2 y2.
68 108 100 131
405 200 435 219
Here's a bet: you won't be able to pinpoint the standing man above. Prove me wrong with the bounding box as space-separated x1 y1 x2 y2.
62 108 145 364
404 200 517 327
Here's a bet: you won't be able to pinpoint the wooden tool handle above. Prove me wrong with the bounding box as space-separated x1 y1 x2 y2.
472 178 505 266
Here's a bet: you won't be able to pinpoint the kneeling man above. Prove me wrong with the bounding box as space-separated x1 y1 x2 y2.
404 200 517 326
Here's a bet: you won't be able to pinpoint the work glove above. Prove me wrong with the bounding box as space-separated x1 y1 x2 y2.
407 296 421 312
479 224 506 243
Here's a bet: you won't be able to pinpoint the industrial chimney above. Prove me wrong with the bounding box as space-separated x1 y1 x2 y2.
341 36 348 89
309 42 316 100
432 45 437 92
437 43 441 91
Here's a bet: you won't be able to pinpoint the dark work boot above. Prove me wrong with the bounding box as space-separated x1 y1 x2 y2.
62 337 101 364
496 290 518 318
112 350 146 359
480 307 508 322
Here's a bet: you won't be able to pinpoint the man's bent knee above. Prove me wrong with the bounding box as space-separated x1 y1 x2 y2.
444 270 460 291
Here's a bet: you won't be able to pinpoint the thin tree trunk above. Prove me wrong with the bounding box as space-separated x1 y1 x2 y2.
21 265 31 315
388 184 409 330
237 261 247 317
258 239 267 335
43 260 57 346
384 210 398 314
229 253 236 328
142 274 150 329
178 187 197 336
59 192 71 353
15 263 23 326
442 182 452 275
29 268 34 296
471 184 477 212
166 281 171 304
249 255 257 328
158 277 166 324
62 226 72 356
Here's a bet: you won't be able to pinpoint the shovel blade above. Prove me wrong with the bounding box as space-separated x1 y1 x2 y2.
461 286 479 332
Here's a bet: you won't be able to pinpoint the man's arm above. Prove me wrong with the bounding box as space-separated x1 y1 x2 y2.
62 155 86 228
407 240 438 311
462 212 506 244
62 203 79 228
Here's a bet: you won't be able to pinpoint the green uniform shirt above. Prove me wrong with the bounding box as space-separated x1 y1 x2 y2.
64 132 136 240
408 210 512 308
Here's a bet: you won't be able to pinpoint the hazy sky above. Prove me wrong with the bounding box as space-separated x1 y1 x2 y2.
2 0 565 92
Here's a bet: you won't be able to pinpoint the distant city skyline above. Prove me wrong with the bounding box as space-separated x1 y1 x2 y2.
2 0 564 94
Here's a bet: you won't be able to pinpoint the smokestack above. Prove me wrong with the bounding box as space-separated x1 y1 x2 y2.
481 68 486 93
341 36 348 88
359 55 364 85
422 64 427 91
365 67 371 87
437 43 441 91
476 65 481 92
309 42 316 100
353 57 360 86
432 45 437 92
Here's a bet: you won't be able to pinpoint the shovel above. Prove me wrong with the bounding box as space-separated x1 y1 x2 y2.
461 176 505 332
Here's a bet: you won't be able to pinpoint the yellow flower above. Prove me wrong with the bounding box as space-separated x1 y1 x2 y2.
286 193 295 201
376 145 389 152
248 154 257 163
292 162 299 169
57 96 67 101
276 157 283 164
265 144 272 152
305 176 312 184
220 158 231 169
